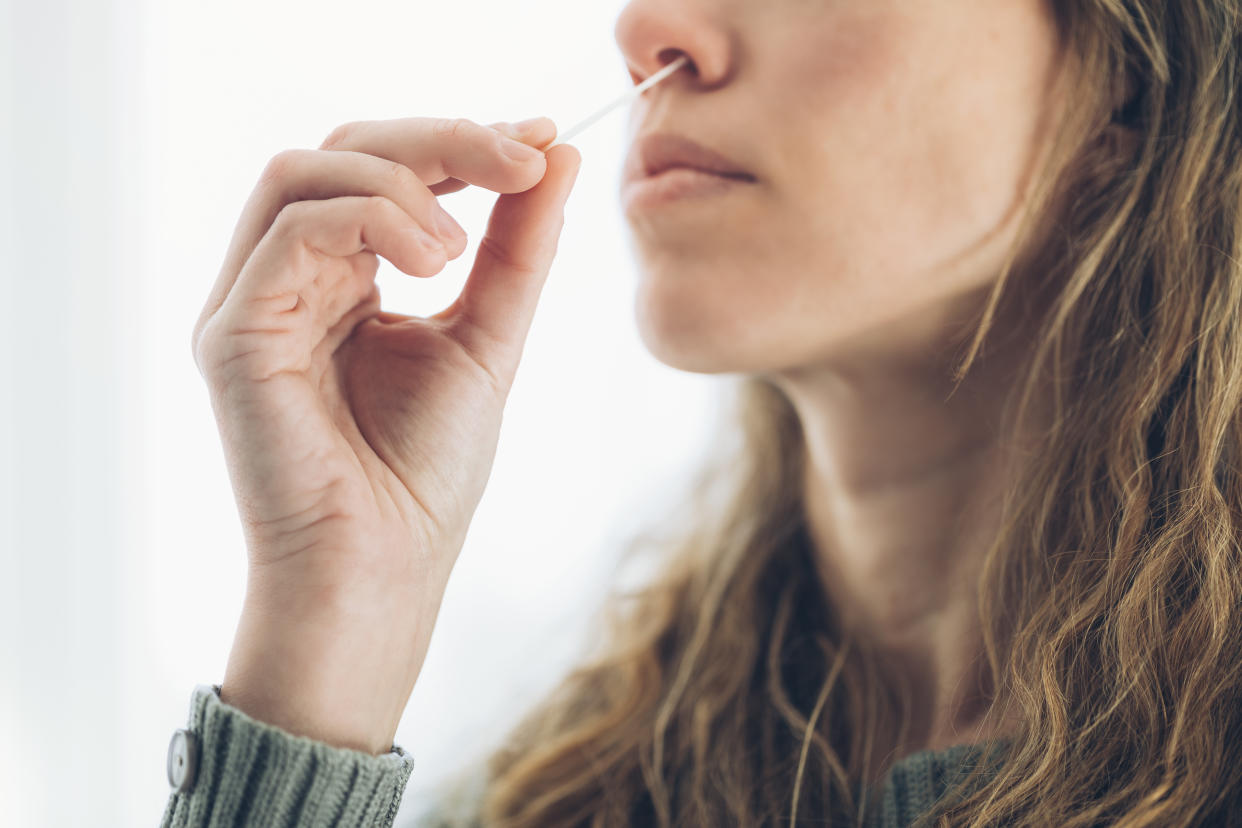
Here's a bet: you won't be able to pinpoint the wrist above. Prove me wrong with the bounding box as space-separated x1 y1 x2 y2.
221 583 437 755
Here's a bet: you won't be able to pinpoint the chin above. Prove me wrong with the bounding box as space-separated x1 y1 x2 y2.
633 296 774 376
640 336 737 375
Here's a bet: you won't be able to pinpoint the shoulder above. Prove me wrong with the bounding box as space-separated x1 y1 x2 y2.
407 767 489 828
864 740 1010 828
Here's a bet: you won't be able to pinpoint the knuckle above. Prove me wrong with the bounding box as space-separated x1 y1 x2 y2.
478 234 539 277
320 121 358 150
192 317 220 374
364 194 401 222
270 199 313 238
258 149 305 189
489 129 517 156
190 325 203 372
380 158 418 191
431 117 474 141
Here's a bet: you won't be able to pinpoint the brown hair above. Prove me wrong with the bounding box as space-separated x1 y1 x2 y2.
457 2 1242 824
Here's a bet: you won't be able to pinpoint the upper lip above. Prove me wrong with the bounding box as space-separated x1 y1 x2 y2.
624 132 756 184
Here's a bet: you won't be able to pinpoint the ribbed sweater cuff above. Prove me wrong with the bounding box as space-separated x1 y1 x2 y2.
160 683 415 828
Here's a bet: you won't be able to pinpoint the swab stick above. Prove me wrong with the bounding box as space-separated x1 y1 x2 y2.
540 56 691 151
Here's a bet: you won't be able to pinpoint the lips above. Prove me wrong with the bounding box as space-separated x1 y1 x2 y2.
624 132 756 184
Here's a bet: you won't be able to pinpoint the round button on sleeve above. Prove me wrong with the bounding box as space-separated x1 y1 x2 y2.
166 728 199 792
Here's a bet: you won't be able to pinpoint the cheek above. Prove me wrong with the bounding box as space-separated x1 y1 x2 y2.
765 7 1054 287
629 202 940 374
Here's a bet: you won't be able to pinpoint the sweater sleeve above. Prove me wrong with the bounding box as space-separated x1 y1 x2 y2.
159 684 416 828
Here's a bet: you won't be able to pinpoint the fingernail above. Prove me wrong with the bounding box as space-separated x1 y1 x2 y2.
432 202 464 241
512 117 549 137
502 136 542 163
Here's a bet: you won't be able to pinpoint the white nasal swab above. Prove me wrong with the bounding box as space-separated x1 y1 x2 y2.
540 55 691 151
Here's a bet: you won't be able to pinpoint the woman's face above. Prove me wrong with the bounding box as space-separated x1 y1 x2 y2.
613 0 1067 375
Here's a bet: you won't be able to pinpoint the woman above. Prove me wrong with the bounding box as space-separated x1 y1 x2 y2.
161 0 1242 825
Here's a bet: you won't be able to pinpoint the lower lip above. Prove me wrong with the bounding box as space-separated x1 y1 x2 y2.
622 168 752 212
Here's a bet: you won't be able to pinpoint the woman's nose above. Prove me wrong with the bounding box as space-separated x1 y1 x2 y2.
612 0 734 90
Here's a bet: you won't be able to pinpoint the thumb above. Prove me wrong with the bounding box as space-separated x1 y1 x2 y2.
450 143 582 392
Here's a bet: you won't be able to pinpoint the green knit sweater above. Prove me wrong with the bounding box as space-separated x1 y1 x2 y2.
159 684 1005 827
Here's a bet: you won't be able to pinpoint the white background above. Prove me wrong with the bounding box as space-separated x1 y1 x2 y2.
0 1 724 824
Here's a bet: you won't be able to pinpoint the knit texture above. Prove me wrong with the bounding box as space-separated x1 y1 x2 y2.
862 741 1005 828
160 683 1006 827
405 742 1006 827
160 684 415 828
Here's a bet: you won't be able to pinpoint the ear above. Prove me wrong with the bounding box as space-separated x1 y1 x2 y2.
1110 60 1144 129
1093 59 1144 167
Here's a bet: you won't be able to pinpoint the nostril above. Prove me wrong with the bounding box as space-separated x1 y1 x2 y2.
657 49 695 77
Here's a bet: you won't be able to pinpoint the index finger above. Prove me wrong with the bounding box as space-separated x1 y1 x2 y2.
422 118 561 197
318 116 551 195
201 116 554 345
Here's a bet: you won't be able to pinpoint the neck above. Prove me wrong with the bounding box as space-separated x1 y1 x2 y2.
768 295 1040 773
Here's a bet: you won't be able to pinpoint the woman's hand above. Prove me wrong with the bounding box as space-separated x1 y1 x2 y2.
190 116 580 754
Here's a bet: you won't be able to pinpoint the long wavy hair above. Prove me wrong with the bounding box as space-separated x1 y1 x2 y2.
436 2 1242 825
